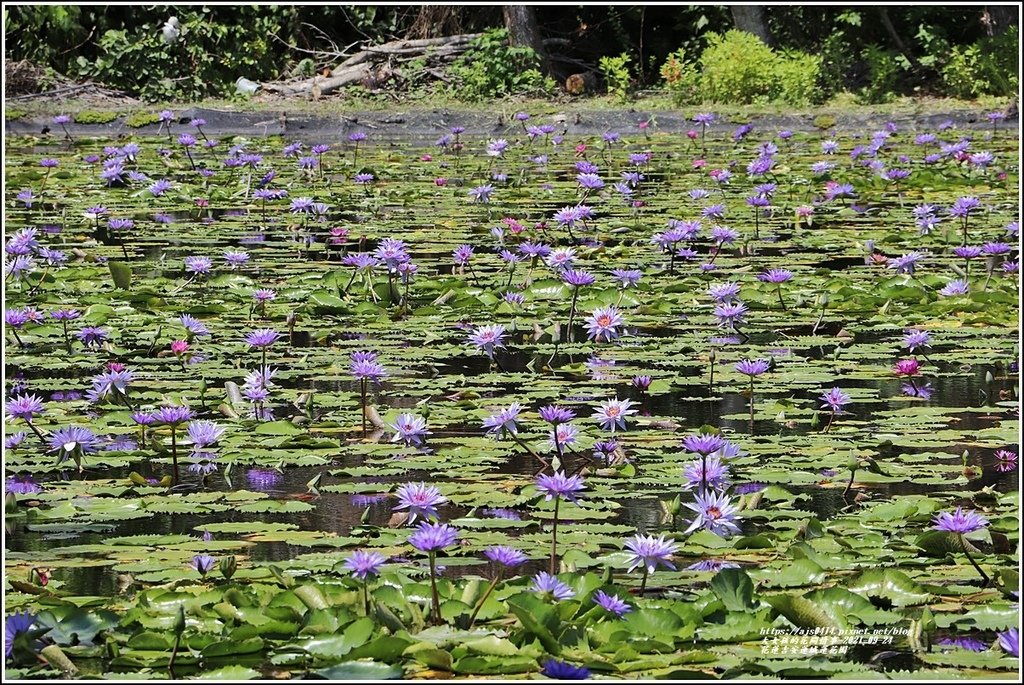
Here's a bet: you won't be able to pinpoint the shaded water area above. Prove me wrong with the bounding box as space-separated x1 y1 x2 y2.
3 119 1020 679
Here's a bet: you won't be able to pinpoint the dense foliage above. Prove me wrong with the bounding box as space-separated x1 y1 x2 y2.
3 4 1019 102
447 29 556 101
663 30 821 105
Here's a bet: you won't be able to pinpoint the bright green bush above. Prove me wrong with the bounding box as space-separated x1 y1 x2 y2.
772 50 822 104
940 27 1018 99
598 52 633 101
448 29 555 101
697 30 778 103
663 30 822 105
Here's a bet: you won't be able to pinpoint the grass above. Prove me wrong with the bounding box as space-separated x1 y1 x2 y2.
5 88 1015 123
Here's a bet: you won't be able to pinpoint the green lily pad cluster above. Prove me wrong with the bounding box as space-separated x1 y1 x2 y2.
3 110 1019 679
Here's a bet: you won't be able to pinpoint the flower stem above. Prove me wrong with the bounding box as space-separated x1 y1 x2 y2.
360 378 368 435
748 378 755 430
170 426 180 485
509 432 549 468
566 288 580 343
843 466 857 499
639 566 649 595
549 496 560 575
959 535 990 585
428 551 442 625
26 420 48 446
467 573 501 629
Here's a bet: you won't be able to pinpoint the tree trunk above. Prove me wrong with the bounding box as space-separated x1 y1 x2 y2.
503 5 551 75
878 8 921 71
982 5 1018 36
730 5 775 47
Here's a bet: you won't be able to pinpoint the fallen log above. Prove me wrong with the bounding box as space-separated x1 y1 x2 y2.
262 32 483 97
263 63 373 97
368 33 481 52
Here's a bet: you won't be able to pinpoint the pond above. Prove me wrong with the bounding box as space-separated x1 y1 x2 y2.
3 111 1020 680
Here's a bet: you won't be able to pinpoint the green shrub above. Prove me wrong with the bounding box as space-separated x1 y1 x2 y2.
598 52 633 101
448 29 555 101
940 27 1019 99
663 30 822 105
125 111 163 128
698 30 779 103
813 114 837 130
73 9 285 102
855 45 902 104
773 50 822 104
659 48 700 103
73 110 119 124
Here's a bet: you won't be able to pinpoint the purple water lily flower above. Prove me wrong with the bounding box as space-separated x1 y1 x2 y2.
536 471 586 502
593 590 631 617
932 507 988 534
998 627 1019 657
245 328 281 348
585 306 624 342
343 550 387 579
820 388 851 413
593 398 638 433
624 533 679 574
6 394 44 421
683 455 731 491
684 490 741 536
468 324 506 358
735 359 770 377
540 405 576 425
541 660 590 680
5 611 38 659
482 402 523 438
531 572 575 601
408 521 458 552
389 413 431 446
483 545 528 568
191 554 216 576
6 474 42 495
394 482 447 523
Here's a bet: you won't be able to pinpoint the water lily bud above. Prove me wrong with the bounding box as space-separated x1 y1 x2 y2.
173 605 186 633
919 606 936 633
667 494 680 516
219 555 237 580
846 456 859 471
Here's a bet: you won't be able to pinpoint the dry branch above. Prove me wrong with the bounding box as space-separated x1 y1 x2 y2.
263 32 483 97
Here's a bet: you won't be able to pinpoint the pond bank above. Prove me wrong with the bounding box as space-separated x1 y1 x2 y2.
5 104 1019 141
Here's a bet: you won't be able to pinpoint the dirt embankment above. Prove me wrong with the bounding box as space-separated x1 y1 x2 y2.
6 104 1018 142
